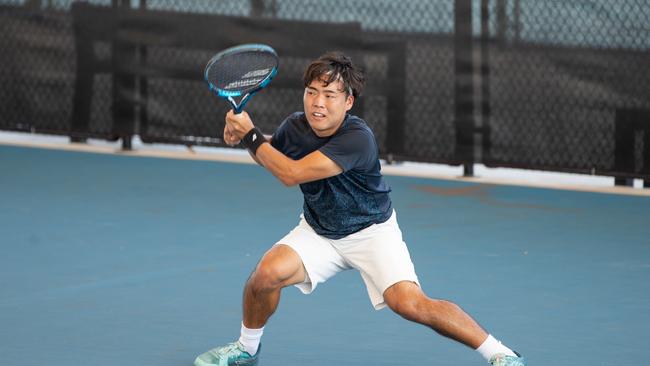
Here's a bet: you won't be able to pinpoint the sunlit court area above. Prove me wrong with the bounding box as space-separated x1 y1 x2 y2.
1 1 649 366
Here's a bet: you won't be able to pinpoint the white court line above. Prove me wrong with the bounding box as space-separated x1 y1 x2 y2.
1 131 648 197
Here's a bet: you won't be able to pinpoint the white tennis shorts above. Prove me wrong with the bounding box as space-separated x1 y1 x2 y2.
275 210 419 310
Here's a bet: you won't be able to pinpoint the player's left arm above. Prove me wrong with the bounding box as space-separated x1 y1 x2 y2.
255 144 342 186
225 110 342 185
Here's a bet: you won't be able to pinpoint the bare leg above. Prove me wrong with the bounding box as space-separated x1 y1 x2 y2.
242 244 307 328
383 281 488 349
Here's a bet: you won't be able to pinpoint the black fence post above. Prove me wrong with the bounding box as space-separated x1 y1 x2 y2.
614 108 650 187
454 0 475 176
250 0 276 17
112 42 136 150
70 19 93 144
479 0 492 165
112 0 136 150
384 42 407 161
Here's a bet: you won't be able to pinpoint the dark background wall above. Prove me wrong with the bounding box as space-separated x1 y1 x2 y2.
1 0 649 182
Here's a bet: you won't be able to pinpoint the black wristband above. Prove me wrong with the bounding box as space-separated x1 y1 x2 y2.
241 127 267 155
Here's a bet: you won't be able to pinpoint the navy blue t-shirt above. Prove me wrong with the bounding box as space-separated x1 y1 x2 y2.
271 112 392 239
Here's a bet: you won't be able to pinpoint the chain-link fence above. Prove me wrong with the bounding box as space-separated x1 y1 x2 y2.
1 0 649 181
481 0 650 179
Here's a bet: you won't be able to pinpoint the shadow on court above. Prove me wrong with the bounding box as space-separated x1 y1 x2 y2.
1 145 649 365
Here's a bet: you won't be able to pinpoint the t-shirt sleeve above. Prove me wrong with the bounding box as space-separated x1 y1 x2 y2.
270 116 291 153
319 128 376 172
271 120 287 150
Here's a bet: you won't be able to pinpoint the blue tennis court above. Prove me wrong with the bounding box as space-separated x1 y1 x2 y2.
1 144 649 366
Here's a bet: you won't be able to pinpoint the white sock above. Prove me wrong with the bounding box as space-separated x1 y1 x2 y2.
238 322 263 356
476 334 517 361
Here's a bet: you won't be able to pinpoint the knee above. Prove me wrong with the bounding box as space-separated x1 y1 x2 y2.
385 282 426 320
247 262 285 293
387 296 428 321
246 244 305 294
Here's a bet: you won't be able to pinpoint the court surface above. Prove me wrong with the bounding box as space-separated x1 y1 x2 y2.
1 144 649 366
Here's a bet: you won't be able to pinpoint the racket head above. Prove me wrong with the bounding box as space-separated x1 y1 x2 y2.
204 44 279 113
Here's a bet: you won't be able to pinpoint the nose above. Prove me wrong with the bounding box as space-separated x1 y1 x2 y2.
312 94 325 108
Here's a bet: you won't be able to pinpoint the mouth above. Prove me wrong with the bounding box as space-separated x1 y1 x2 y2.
311 112 326 119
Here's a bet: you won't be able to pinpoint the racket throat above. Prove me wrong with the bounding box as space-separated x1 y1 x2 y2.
228 94 252 114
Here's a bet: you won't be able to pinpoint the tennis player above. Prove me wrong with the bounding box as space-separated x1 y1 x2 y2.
195 52 526 366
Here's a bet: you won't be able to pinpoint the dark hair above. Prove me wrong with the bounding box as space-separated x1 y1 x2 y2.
303 51 364 98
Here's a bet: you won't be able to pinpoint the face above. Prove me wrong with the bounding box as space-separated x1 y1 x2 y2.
303 77 354 137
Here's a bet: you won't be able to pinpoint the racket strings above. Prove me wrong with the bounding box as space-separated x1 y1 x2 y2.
207 52 277 94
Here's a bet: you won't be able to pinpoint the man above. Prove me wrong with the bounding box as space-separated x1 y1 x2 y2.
194 52 526 366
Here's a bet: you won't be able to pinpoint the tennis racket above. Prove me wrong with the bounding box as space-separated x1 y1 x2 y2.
204 44 279 114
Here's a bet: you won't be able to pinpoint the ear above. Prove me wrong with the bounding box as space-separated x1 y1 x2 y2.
345 94 354 112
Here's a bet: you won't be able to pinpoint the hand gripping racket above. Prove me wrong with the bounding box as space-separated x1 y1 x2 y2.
204 44 279 114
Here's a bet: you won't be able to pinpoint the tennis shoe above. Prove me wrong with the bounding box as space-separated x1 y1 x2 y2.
194 341 260 366
489 352 526 366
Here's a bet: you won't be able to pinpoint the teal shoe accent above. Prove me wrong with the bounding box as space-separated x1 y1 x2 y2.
489 352 526 366
194 341 260 366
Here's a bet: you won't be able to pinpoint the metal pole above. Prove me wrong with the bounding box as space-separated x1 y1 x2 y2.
496 0 507 43
454 0 475 177
480 0 492 165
